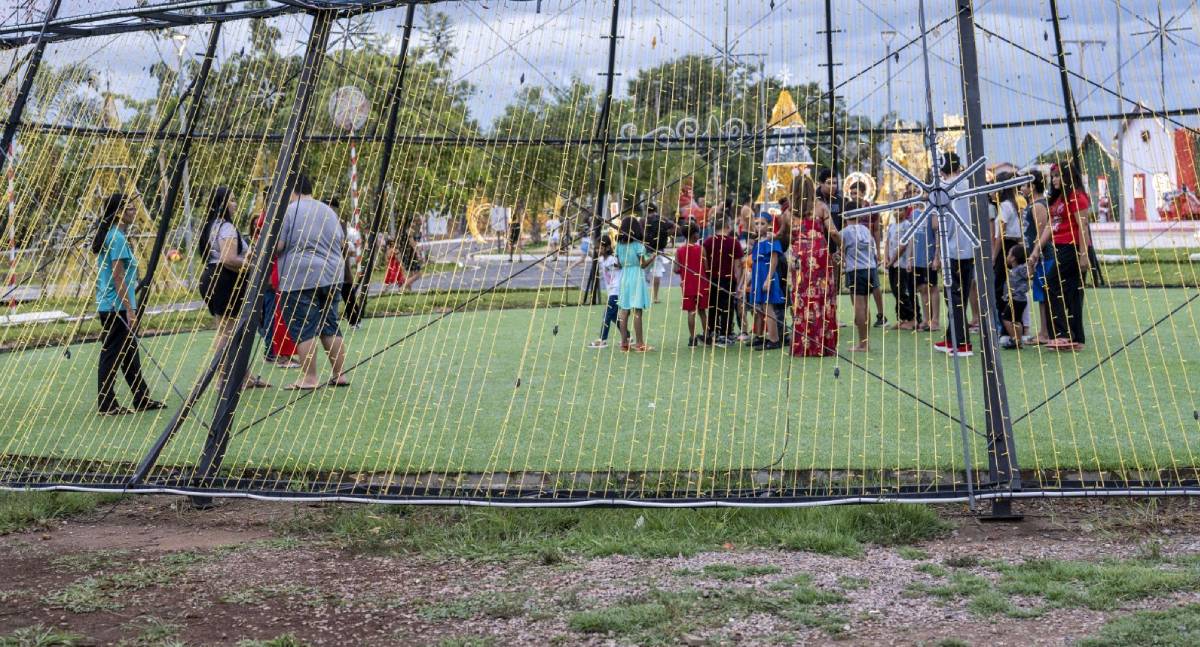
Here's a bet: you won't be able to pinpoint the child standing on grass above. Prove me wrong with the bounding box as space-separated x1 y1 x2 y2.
384 236 405 293
616 216 655 352
1000 245 1031 349
748 213 784 350
842 215 878 353
674 222 708 346
588 237 621 349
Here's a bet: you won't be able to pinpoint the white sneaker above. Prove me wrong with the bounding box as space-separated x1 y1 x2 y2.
587 340 608 349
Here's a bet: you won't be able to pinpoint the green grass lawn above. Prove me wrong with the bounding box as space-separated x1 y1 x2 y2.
1096 247 1200 287
1 286 1197 488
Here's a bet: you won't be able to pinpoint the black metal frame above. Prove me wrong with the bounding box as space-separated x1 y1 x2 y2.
135 13 225 309
582 0 622 307
0 1 442 49
1046 0 1105 285
956 0 1022 519
2 1 1196 511
0 0 62 179
129 9 336 488
351 2 418 321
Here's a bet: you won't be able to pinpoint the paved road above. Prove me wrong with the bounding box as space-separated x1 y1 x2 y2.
6 238 682 307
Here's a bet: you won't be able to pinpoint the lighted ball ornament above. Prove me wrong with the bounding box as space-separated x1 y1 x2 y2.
328 86 369 132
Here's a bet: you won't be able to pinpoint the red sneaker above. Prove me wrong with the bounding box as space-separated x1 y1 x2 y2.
948 344 974 357
933 340 952 354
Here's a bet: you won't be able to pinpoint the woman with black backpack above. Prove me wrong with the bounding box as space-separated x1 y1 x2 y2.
198 186 270 389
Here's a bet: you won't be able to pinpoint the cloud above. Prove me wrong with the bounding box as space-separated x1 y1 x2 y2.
28 0 1200 168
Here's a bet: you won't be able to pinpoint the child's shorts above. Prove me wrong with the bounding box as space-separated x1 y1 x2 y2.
1031 256 1054 303
1001 298 1028 325
845 268 879 296
682 292 709 313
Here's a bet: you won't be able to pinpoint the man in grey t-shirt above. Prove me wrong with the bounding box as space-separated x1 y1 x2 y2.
931 153 978 356
276 173 349 390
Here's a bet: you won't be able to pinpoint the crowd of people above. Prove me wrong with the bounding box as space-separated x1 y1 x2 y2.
89 158 1094 413
90 172 415 415
587 155 1095 359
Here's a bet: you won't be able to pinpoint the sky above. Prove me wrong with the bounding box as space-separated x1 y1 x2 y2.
13 0 1200 167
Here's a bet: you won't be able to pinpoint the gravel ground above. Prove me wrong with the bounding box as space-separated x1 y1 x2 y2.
1 497 1198 646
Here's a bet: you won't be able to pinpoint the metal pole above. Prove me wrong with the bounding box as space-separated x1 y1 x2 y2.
136 17 224 308
583 0 621 306
129 10 334 489
1116 0 1126 251
193 10 334 489
353 2 417 317
1048 0 1104 284
956 0 1022 518
0 0 63 179
823 0 838 181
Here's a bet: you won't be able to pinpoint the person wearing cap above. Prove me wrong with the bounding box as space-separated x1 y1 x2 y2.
931 153 977 357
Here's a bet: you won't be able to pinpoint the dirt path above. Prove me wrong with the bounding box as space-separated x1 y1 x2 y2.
1 497 1198 646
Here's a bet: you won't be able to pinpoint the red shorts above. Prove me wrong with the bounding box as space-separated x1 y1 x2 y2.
682 292 708 313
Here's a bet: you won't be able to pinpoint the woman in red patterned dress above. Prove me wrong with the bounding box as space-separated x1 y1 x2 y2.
789 175 841 357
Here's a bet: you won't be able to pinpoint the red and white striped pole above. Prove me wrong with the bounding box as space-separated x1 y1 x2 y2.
348 133 362 273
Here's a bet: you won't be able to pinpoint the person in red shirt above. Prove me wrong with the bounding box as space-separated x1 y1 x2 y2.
700 215 744 346
254 206 298 367
1036 162 1092 351
674 222 708 346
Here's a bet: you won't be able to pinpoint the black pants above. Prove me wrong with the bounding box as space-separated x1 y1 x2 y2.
943 258 974 346
1047 244 1086 344
707 277 736 338
889 267 921 323
97 311 151 411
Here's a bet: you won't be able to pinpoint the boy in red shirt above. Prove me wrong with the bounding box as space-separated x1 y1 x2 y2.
675 222 708 346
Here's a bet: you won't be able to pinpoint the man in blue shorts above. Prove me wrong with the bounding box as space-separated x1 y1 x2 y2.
277 173 349 390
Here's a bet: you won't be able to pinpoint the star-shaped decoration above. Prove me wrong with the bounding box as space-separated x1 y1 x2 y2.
764 177 783 196
777 66 792 86
843 0 1029 289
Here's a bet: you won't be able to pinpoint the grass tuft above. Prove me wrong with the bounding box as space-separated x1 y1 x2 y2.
995 557 1200 611
234 636 310 647
1078 604 1200 647
0 492 122 535
0 625 82 647
278 504 948 561
897 546 931 561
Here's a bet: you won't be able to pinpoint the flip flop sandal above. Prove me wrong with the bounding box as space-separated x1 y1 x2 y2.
244 376 272 390
283 383 320 391
633 344 655 353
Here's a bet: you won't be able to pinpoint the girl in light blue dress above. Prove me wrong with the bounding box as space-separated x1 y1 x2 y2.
616 217 654 352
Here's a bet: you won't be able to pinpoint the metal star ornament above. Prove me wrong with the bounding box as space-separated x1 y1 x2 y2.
843 1 1029 289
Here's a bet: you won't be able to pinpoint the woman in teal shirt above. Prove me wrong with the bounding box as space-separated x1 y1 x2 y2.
92 193 163 416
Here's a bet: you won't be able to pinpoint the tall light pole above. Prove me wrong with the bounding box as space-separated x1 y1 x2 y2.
170 30 195 284
882 30 898 122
